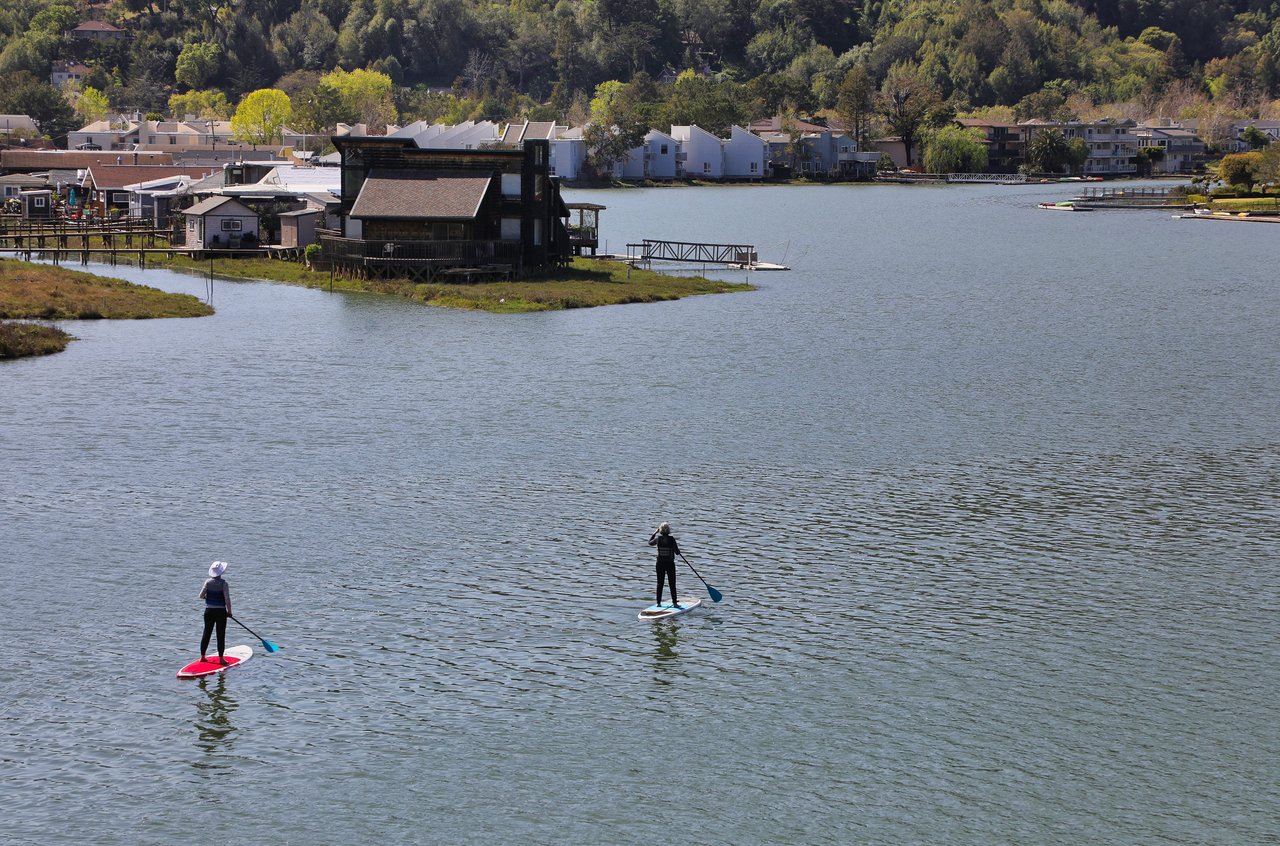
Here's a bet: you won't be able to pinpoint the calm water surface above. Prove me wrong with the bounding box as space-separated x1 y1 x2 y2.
3 183 1277 845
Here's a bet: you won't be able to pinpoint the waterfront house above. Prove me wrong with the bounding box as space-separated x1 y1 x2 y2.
323 135 571 281
1019 118 1138 176
181 196 260 249
387 120 503 149
721 126 767 180
615 129 679 180
549 125 587 180
956 119 1024 173
1132 121 1206 174
670 125 723 179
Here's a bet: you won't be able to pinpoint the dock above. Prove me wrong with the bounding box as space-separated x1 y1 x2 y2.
1072 186 1194 209
1177 210 1280 223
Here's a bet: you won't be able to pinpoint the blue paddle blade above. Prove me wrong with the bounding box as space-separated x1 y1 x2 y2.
262 640 281 653
707 585 723 603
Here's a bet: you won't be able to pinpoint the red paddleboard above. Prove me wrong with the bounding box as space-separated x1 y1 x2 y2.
176 644 253 679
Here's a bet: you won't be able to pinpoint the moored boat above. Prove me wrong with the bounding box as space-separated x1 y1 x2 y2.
1037 202 1091 211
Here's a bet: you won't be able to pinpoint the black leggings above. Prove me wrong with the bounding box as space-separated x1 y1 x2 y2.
656 560 677 605
201 608 228 657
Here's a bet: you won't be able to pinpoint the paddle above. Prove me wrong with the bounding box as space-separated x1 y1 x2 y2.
678 552 723 602
229 616 281 653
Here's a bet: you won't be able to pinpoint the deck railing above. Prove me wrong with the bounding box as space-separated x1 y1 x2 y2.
320 234 522 265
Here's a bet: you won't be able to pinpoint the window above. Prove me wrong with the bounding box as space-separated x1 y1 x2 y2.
220 219 243 231
112 192 129 203
448 223 465 239
660 144 668 155
750 161 758 173
149 136 156 144
170 137 176 145
703 162 711 174
33 196 46 208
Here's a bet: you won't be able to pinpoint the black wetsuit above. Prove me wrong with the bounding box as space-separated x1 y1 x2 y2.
200 576 230 658
648 532 680 606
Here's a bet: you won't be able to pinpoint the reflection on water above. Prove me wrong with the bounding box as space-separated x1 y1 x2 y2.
193 674 237 767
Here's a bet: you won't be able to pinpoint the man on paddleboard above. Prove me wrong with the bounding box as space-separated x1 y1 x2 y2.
648 523 680 608
199 561 233 664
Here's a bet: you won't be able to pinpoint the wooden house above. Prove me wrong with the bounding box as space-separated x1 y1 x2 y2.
324 136 571 281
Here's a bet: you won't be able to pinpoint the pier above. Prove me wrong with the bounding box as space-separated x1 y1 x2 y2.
623 239 788 271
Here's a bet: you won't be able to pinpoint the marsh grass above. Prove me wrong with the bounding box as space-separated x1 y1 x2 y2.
152 254 752 312
0 321 73 358
0 259 213 320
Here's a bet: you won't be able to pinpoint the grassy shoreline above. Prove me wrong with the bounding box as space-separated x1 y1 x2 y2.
149 254 753 313
0 258 213 359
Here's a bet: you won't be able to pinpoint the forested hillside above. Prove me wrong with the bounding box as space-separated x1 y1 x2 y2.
2 0 1279 146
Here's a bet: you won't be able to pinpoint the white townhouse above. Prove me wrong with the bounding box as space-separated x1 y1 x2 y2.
670 125 724 179
388 120 502 150
616 129 678 180
722 125 767 180
549 125 587 180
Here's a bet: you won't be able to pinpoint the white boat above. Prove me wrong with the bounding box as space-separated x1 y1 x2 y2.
1037 202 1091 212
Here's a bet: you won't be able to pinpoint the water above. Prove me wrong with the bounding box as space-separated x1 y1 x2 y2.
3 183 1277 844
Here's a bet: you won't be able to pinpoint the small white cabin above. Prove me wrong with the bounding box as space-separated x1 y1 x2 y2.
181 196 259 249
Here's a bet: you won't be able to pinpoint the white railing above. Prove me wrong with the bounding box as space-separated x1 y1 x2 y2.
947 173 1028 184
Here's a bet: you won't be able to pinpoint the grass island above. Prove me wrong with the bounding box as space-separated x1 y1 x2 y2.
150 254 753 313
0 259 214 359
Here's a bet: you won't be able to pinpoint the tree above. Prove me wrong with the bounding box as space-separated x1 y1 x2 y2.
583 75 661 174
320 68 395 131
230 88 291 144
168 89 232 119
75 86 111 125
923 125 988 174
175 42 221 91
1242 125 1272 150
835 65 876 150
1219 152 1264 190
661 72 752 136
877 66 941 168
1025 127 1070 173
0 75 78 144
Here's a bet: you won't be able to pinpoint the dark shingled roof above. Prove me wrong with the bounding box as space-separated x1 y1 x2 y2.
349 170 492 220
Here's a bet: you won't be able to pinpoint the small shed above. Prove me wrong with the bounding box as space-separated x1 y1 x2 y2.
20 189 53 220
181 196 260 249
279 208 320 248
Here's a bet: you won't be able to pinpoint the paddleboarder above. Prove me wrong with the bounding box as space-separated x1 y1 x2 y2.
199 561 233 665
648 522 681 608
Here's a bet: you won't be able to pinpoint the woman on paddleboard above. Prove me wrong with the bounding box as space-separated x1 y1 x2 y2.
199 561 233 664
648 522 680 608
